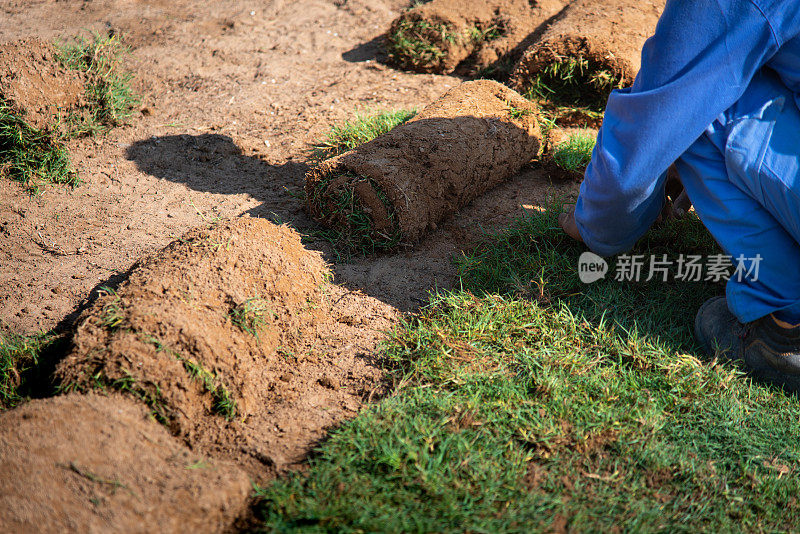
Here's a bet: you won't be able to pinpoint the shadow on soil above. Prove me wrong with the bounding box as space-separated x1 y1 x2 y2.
125 133 313 226
123 133 462 311
342 34 388 64
122 131 572 312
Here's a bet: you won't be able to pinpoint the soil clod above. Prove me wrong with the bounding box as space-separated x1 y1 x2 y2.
0 394 250 533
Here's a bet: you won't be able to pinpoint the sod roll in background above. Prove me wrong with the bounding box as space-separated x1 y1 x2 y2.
386 0 566 75
510 0 665 104
306 80 542 249
468 0 572 77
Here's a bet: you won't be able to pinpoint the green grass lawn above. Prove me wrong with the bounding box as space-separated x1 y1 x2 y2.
253 209 800 532
552 131 596 174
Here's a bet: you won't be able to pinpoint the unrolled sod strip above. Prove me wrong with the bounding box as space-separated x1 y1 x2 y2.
306 80 542 249
386 0 569 75
510 0 665 107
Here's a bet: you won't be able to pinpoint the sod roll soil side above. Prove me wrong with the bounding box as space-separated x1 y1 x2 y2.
306 80 542 249
470 0 572 76
55 217 396 479
387 0 568 75
510 0 665 103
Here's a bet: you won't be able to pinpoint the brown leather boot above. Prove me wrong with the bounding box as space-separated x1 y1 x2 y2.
694 296 800 393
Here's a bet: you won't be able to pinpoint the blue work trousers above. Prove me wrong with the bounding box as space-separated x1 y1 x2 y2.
677 69 800 323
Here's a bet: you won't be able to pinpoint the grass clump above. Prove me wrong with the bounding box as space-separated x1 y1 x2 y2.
387 18 454 71
55 32 139 135
180 357 237 421
312 109 416 160
526 56 623 112
230 297 271 339
387 16 504 72
250 210 800 532
467 23 504 44
308 172 403 258
0 102 76 192
145 335 237 421
506 102 536 120
552 131 596 173
0 331 61 409
98 286 125 330
0 32 137 192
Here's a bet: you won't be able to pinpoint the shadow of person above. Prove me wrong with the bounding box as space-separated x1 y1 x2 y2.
341 34 388 64
122 132 450 311
125 133 312 225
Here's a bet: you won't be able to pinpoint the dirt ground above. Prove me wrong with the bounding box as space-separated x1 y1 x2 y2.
0 0 576 335
0 37 86 129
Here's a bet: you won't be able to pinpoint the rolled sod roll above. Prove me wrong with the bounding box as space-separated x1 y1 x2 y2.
306 80 542 249
469 0 572 77
386 0 568 75
510 0 665 107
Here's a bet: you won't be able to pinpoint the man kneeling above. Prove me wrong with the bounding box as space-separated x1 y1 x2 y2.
560 0 800 391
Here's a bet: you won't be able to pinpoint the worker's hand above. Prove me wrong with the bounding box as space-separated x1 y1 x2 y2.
655 164 692 226
558 205 584 243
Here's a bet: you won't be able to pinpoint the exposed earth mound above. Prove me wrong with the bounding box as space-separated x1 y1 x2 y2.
0 393 250 534
306 79 543 250
510 0 665 106
56 216 397 480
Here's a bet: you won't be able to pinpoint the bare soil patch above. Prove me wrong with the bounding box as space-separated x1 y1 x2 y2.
56 217 396 480
306 80 543 248
0 393 250 533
